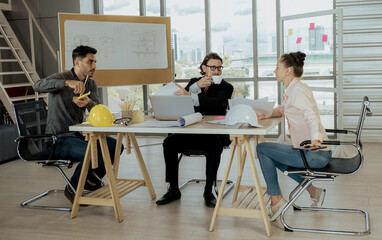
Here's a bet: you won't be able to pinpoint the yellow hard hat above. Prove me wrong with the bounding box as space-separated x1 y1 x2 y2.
87 104 115 127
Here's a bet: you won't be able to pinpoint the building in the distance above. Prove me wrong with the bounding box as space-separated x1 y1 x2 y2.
171 32 180 60
309 24 325 51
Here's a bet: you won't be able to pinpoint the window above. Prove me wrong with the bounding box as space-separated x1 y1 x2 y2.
258 81 277 102
167 0 205 78
280 0 333 16
282 15 334 77
103 0 142 112
231 82 253 99
257 0 277 78
103 0 139 15
210 0 253 78
146 0 160 16
312 91 334 129
100 0 345 137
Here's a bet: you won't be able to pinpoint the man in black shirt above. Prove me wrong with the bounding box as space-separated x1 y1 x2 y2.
156 53 233 208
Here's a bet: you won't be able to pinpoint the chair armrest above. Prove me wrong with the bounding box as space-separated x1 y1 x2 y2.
15 134 56 141
321 140 341 145
294 140 314 172
299 139 350 146
325 129 348 134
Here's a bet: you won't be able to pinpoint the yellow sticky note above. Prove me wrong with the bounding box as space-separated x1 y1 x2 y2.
288 28 293 36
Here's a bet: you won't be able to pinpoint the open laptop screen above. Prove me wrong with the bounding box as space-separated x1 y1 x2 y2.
150 95 195 120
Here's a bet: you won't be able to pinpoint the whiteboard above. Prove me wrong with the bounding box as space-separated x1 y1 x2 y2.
58 13 172 87
64 21 168 70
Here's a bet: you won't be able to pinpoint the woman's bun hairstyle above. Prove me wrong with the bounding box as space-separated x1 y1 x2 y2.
280 51 306 77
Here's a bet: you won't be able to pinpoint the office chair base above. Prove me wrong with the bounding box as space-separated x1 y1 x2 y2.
179 178 235 198
20 189 72 211
280 179 370 236
281 206 370 235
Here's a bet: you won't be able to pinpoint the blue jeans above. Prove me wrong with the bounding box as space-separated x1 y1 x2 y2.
256 142 331 196
48 136 123 189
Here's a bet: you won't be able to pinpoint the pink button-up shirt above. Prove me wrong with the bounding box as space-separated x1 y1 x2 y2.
273 78 328 148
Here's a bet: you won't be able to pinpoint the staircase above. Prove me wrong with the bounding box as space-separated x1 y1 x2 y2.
0 0 54 123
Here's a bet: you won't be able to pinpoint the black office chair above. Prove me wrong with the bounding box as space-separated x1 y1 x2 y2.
178 148 234 198
280 96 372 235
13 100 75 211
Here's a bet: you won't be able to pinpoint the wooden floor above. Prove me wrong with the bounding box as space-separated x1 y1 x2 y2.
0 136 380 240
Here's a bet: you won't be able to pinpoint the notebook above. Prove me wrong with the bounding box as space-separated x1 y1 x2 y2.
150 95 195 120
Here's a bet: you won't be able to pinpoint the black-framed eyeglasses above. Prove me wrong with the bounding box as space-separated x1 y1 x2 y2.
206 65 224 71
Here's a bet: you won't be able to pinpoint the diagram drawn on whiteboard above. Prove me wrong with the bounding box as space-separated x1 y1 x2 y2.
64 20 168 70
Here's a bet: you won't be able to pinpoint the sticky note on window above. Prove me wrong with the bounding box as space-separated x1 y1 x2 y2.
288 28 293 36
322 34 328 42
309 23 315 30
296 37 302 44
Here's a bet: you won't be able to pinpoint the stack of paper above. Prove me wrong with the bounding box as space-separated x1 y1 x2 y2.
149 82 180 108
153 82 179 96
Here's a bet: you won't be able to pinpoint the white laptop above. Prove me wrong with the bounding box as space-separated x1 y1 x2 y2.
150 95 195 120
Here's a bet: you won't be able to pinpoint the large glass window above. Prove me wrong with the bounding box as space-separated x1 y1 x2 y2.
146 0 160 16
258 81 277 102
101 0 339 136
257 0 277 78
231 82 253 99
103 0 139 15
283 15 333 77
167 0 205 79
103 0 141 113
312 91 335 129
210 0 253 78
279 0 336 134
280 0 333 16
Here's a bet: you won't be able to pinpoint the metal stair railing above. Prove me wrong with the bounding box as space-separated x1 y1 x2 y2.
0 0 11 11
20 0 57 67
0 0 57 122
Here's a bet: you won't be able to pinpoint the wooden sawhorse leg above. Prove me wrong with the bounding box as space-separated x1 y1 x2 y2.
232 135 264 203
70 133 124 222
70 132 156 222
128 133 156 199
209 135 271 237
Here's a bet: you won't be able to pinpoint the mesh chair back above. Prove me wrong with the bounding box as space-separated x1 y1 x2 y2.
14 100 47 136
13 100 51 160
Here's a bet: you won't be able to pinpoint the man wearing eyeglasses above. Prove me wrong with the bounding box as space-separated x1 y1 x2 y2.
156 52 234 208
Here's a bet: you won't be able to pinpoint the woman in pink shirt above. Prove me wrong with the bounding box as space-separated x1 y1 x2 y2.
256 51 332 221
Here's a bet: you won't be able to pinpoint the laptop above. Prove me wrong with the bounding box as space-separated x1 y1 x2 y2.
150 95 195 120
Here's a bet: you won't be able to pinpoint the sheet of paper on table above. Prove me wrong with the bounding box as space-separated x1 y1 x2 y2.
229 97 275 115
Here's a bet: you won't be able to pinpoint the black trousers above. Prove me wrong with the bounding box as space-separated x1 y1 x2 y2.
163 134 229 191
